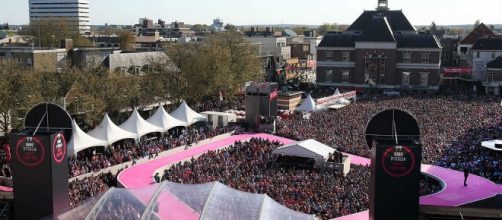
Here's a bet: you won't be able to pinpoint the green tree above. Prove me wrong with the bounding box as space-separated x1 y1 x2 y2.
0 61 42 135
292 26 309 36
166 32 261 103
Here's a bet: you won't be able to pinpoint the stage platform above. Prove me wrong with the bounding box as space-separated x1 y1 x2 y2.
117 133 502 220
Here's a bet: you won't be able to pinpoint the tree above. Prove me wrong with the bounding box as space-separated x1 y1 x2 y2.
118 30 136 51
224 24 237 32
166 32 262 103
23 17 79 48
317 23 347 36
292 26 309 36
474 19 481 30
0 61 42 136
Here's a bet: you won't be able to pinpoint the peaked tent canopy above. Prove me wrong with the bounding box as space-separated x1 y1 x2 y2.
147 105 187 131
88 114 137 145
119 108 163 139
170 100 208 126
334 88 341 96
481 140 502 152
273 139 335 160
295 95 317 112
67 119 108 156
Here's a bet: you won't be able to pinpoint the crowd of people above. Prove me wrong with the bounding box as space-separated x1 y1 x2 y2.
69 125 234 178
192 96 245 112
163 138 440 219
69 170 118 208
277 94 502 184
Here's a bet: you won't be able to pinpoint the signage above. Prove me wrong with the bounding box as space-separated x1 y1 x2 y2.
381 145 416 178
15 136 45 167
52 133 66 163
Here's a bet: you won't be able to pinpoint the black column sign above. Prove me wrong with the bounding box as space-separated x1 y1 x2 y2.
11 103 71 220
365 109 422 220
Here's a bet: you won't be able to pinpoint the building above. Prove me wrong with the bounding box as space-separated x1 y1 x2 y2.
246 35 291 61
457 23 496 67
482 56 502 95
29 0 90 34
211 18 225 32
0 47 67 72
316 0 442 93
440 35 460 67
471 38 502 81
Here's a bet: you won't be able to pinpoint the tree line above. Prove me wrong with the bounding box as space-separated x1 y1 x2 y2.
0 32 262 138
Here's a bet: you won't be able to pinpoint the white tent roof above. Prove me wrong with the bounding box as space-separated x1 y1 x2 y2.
170 100 208 126
273 139 335 160
119 108 164 139
67 119 108 156
88 114 137 145
295 95 317 112
481 140 502 152
147 105 187 131
334 88 341 96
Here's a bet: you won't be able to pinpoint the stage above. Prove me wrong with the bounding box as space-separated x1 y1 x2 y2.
117 133 502 220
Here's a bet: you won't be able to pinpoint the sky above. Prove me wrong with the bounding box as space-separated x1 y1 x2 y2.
1 0 501 26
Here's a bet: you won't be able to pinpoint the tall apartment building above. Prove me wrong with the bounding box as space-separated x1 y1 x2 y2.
29 0 90 34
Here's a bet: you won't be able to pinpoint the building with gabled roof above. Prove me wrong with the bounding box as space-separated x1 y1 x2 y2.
458 23 497 66
316 0 441 93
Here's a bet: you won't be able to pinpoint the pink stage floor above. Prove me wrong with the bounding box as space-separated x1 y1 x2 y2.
118 134 502 220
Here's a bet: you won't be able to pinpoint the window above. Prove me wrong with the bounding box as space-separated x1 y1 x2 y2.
303 45 309 52
402 72 410 85
364 56 386 85
460 47 468 54
421 51 430 63
325 70 333 83
403 51 411 63
325 51 333 61
492 52 496 58
475 52 480 58
487 72 494 82
342 51 350 61
420 72 429 86
276 42 281 47
342 71 349 83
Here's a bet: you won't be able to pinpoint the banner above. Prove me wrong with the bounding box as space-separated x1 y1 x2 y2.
316 91 357 105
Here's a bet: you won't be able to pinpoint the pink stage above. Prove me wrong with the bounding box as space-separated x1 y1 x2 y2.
118 134 502 220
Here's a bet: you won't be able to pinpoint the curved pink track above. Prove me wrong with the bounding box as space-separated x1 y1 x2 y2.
117 134 502 220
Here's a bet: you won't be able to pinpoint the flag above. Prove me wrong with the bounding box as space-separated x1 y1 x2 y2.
269 89 278 101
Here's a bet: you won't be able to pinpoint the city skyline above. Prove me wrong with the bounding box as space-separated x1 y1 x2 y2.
1 0 502 26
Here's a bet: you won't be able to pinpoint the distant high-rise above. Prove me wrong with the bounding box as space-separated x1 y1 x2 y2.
29 0 90 34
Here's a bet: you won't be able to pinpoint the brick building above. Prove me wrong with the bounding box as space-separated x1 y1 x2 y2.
316 0 442 93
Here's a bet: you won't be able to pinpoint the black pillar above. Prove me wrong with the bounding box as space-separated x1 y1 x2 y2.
11 131 69 220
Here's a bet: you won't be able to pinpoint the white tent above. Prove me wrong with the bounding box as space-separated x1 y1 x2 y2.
119 108 164 139
295 95 317 112
272 139 335 160
147 105 187 132
67 119 108 156
170 100 208 126
88 114 137 145
481 140 502 152
334 88 341 96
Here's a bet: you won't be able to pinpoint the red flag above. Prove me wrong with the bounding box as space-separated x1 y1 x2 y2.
269 89 278 101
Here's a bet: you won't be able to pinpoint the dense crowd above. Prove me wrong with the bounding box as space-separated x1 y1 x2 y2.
69 125 234 178
192 96 245 112
163 138 440 219
69 170 118 207
277 95 502 183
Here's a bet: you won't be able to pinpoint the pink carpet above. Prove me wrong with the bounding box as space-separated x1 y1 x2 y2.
118 134 502 220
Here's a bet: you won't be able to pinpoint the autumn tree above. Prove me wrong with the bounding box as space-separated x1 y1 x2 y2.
118 30 136 51
24 17 79 48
